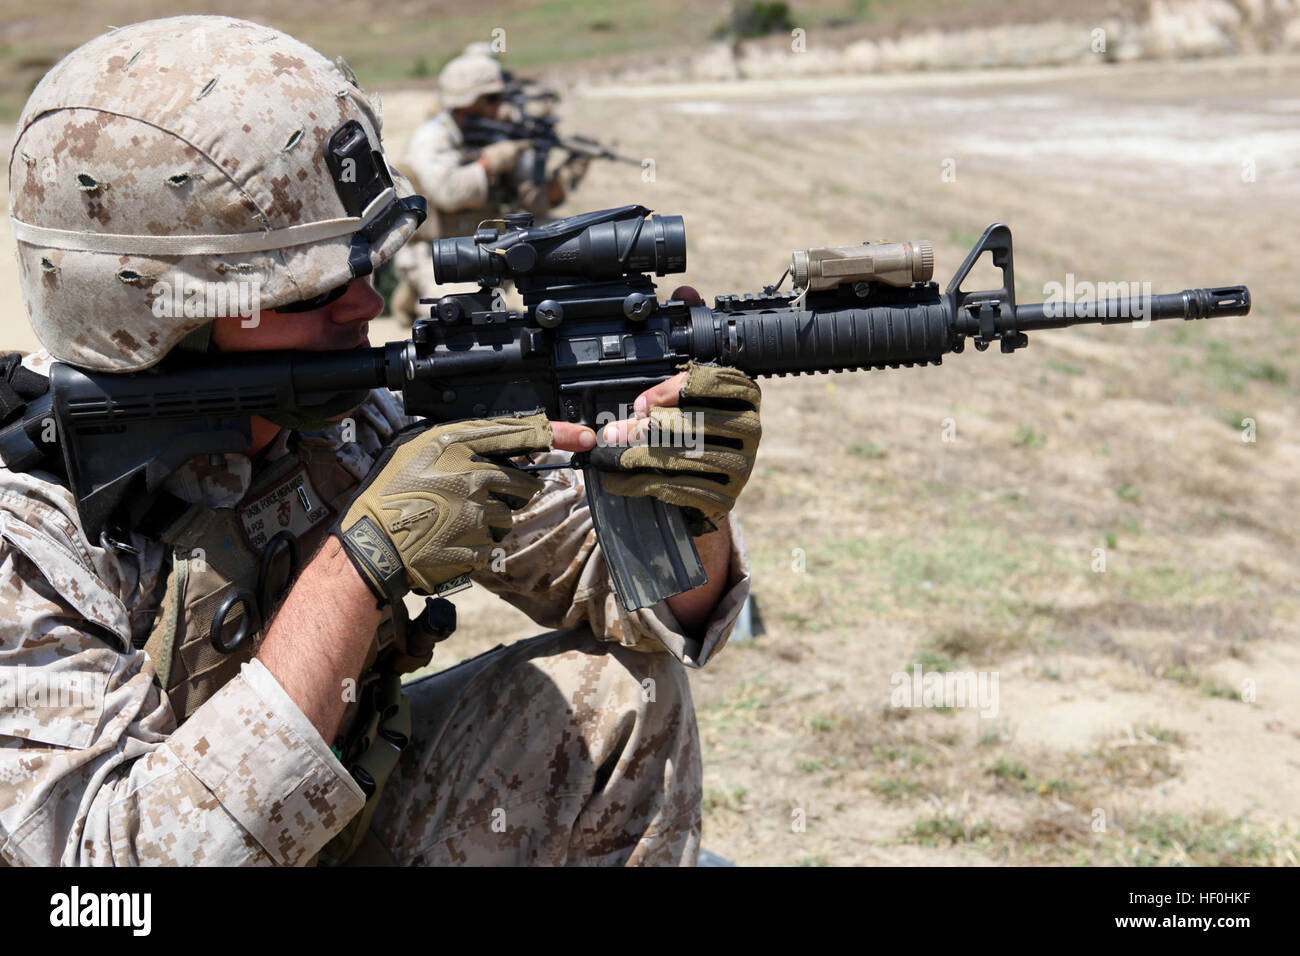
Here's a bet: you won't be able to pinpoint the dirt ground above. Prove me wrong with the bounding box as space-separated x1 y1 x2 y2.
3 50 1297 865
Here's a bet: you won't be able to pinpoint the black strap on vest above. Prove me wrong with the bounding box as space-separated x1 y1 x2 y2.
0 353 39 420
0 352 56 475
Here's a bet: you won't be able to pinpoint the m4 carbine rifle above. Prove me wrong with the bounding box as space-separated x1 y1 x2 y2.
460 113 641 187
0 206 1250 613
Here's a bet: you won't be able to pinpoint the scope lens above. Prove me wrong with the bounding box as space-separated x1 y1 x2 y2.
648 215 687 276
431 236 483 285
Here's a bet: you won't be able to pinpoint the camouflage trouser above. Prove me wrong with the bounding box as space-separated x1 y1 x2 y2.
365 627 703 866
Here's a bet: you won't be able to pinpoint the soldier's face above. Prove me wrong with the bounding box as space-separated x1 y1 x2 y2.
469 93 503 119
211 277 382 451
210 277 381 353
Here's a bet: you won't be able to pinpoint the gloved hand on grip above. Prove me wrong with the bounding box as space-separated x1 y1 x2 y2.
590 362 762 535
333 414 554 602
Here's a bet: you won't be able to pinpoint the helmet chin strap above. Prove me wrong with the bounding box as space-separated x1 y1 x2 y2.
174 323 213 354
260 389 371 432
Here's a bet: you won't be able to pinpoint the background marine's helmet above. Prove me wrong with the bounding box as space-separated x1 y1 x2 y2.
461 41 500 60
437 53 506 110
7 15 424 372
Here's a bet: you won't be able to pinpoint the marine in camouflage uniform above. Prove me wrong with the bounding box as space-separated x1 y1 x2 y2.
389 52 584 325
0 17 758 866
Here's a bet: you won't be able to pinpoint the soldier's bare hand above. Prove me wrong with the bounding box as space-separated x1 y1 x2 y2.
550 421 596 452
598 285 702 445
591 357 761 535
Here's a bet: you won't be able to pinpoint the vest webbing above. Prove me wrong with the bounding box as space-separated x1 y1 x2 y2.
140 436 435 864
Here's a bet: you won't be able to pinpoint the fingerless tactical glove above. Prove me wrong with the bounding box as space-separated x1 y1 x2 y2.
334 414 553 602
589 363 762 534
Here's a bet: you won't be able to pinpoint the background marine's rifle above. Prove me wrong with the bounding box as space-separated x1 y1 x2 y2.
501 75 560 111
0 206 1250 613
460 113 641 188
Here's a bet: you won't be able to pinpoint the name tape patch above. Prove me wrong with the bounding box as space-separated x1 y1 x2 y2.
239 466 331 552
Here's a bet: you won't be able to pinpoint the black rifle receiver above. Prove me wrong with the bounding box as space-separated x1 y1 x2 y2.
2 206 1250 612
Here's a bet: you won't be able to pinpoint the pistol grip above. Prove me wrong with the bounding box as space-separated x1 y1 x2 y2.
583 467 708 611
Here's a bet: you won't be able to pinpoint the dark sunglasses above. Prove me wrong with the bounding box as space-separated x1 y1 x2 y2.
275 282 350 313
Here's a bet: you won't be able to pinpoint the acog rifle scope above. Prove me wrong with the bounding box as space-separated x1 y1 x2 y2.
432 205 686 284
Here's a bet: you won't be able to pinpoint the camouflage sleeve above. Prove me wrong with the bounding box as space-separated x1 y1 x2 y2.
405 118 489 213
469 453 751 667
0 514 364 865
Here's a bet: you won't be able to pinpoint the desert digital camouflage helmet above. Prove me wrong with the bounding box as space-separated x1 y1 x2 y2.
438 52 506 110
8 15 426 372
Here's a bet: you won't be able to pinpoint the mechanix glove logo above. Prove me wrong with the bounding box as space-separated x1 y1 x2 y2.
435 572 473 597
342 515 403 594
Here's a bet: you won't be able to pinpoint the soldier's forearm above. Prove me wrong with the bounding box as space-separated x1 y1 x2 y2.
256 537 383 743
665 516 732 636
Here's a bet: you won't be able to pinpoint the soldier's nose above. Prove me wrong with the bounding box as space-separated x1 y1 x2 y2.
330 278 384 326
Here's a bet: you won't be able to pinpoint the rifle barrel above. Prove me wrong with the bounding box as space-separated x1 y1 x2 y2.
1013 286 1250 331
690 284 1251 378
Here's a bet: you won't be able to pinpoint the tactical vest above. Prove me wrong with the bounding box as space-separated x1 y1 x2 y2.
141 430 438 864
146 434 364 715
